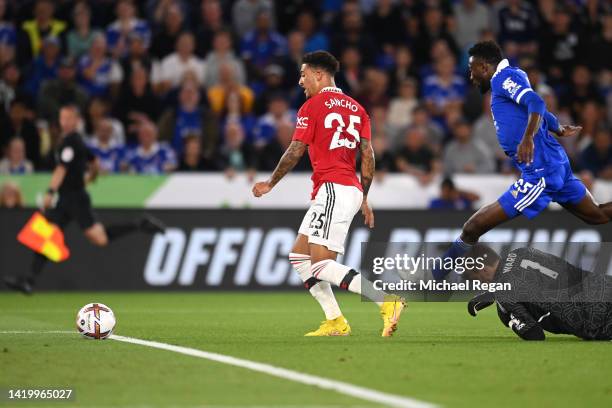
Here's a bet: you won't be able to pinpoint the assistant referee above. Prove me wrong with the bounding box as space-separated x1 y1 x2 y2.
4 105 165 294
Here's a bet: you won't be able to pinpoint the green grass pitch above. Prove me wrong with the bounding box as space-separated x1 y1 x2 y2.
1 292 611 407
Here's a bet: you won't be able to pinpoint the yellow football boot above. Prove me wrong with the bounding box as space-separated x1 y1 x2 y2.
304 316 351 336
380 295 407 337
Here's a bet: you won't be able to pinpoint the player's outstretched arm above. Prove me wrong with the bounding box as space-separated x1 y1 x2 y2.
554 124 582 138
498 301 545 340
359 138 375 228
544 110 582 138
252 140 307 197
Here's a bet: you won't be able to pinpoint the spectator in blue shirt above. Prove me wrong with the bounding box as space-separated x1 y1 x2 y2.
24 36 60 97
126 120 176 174
0 137 33 174
422 55 466 122
106 0 151 58
87 118 125 174
171 81 204 154
240 10 287 81
157 79 219 158
429 177 479 211
78 33 123 98
253 94 295 148
296 11 328 53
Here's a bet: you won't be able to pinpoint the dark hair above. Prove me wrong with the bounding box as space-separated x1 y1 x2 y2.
302 51 340 76
441 177 455 190
215 29 232 40
462 244 501 281
468 41 503 66
60 104 81 117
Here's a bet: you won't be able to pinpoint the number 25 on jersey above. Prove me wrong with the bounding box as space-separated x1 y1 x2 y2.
325 113 361 150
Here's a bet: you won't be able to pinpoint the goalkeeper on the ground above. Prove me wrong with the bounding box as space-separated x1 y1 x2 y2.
465 246 612 341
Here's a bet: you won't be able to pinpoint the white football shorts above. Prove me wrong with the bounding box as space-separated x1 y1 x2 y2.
297 182 363 254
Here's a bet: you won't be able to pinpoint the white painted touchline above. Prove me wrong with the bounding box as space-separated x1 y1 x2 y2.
110 335 438 408
0 330 438 408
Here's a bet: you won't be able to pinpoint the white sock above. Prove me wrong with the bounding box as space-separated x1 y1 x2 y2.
289 253 342 320
309 281 342 320
312 260 385 306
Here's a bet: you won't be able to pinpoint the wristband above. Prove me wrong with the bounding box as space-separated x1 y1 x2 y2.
46 188 56 195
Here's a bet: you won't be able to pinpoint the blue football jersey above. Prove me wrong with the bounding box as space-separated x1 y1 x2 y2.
490 59 568 176
126 142 176 174
87 139 125 173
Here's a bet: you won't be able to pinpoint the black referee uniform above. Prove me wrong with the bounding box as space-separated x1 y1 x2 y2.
3 131 165 294
470 247 612 340
47 131 97 229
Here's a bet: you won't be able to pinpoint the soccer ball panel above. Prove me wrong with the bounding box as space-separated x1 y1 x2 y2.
76 303 116 340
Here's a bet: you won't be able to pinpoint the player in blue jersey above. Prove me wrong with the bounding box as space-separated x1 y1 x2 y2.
433 41 611 280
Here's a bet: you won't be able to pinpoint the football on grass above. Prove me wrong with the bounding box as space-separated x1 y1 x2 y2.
76 303 116 339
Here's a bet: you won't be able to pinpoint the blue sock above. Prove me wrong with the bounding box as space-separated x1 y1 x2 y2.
432 237 473 280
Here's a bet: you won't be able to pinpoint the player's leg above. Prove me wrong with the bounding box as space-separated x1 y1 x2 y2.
289 232 344 323
85 216 165 247
4 206 69 294
310 243 385 305
306 184 383 303
560 190 611 225
550 166 610 224
294 186 349 336
78 193 165 246
308 183 406 336
462 200 512 243
84 222 109 246
432 201 511 279
310 242 406 337
84 220 157 247
432 173 553 280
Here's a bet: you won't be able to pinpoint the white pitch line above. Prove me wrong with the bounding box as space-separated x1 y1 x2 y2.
110 335 437 408
0 330 437 408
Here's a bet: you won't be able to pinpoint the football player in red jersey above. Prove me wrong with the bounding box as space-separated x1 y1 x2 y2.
252 51 406 337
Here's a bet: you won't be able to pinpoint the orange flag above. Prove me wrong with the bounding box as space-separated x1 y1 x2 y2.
17 212 70 262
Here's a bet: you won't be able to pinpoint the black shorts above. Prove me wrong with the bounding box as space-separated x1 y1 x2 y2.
46 190 97 230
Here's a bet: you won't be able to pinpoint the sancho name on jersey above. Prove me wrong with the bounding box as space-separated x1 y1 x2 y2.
293 86 371 199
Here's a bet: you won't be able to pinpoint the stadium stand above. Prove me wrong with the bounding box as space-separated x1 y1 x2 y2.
0 0 609 189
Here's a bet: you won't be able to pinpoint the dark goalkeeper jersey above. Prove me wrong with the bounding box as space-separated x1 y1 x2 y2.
493 247 612 340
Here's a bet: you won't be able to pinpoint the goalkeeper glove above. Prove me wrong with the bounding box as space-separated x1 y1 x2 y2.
467 291 495 317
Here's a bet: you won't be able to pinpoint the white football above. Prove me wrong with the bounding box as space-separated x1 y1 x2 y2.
76 303 116 340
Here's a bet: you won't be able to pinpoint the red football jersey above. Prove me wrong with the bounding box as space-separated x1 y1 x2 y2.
293 87 371 199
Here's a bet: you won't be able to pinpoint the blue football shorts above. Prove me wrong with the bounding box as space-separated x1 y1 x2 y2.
498 161 586 219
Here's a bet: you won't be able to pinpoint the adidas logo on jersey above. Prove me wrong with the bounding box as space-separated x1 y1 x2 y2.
312 230 320 237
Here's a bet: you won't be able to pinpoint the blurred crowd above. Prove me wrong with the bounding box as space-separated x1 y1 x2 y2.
0 0 610 184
